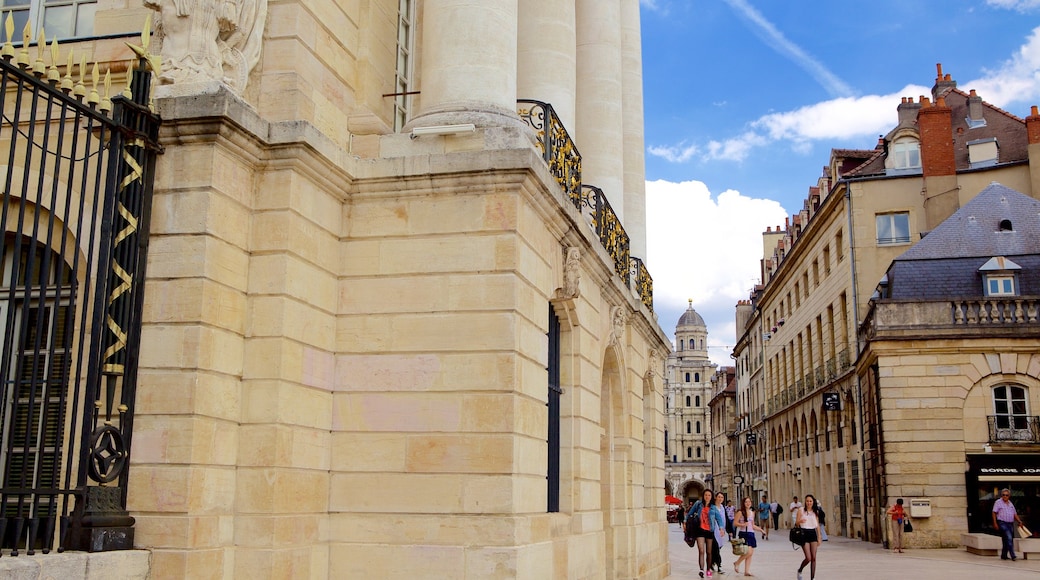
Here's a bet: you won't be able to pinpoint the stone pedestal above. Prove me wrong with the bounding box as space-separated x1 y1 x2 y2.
68 486 135 552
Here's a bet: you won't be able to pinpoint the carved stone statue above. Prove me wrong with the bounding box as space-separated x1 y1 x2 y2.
144 0 267 93
554 246 581 300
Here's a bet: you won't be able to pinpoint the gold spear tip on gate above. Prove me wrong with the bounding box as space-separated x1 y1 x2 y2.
1 13 14 60
125 14 160 76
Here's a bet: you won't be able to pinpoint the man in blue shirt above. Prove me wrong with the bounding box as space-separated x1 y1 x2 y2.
758 495 771 540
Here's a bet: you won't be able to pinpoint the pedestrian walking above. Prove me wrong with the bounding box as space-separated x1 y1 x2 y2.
770 498 781 530
732 496 766 577
794 493 822 580
725 499 736 539
757 495 771 540
790 495 803 528
677 503 686 529
685 489 726 578
886 498 909 553
816 502 828 541
712 492 727 574
992 487 1024 561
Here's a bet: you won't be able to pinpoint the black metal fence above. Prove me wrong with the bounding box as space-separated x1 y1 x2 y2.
0 31 160 555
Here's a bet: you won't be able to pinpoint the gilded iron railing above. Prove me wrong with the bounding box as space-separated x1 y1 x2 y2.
518 100 653 310
581 184 630 283
631 257 653 312
0 17 161 554
517 99 581 204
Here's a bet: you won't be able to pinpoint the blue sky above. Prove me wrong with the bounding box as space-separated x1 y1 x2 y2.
640 0 1040 365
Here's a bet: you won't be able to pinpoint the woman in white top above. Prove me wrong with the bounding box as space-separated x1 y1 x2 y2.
732 497 766 577
795 494 822 580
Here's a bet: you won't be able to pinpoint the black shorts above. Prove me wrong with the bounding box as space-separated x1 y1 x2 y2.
691 526 714 539
800 528 819 543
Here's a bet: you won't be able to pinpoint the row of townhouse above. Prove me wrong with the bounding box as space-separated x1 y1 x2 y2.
726 64 1040 548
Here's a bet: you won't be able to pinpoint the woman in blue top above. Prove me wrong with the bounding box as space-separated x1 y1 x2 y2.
685 488 727 578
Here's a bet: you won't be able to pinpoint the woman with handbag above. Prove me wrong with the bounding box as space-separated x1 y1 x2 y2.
794 494 822 580
732 496 765 577
685 489 726 578
886 498 910 553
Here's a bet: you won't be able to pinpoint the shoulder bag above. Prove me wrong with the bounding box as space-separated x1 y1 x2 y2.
790 527 806 546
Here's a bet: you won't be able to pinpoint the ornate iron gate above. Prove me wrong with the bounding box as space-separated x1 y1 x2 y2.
0 26 160 555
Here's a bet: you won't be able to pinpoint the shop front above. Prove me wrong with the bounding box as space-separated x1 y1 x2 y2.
966 454 1040 535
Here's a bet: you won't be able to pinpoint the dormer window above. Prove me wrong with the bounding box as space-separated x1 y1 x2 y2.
888 138 921 175
968 138 998 169
979 256 1021 297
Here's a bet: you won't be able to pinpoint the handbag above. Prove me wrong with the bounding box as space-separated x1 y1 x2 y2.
730 537 748 556
790 527 806 546
1018 524 1032 538
903 520 913 533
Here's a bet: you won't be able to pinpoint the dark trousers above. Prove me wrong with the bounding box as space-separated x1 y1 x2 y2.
772 512 780 529
998 520 1016 559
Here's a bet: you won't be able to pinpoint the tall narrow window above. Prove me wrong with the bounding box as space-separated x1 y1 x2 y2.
546 304 561 512
1 239 75 525
992 384 1030 441
394 0 417 131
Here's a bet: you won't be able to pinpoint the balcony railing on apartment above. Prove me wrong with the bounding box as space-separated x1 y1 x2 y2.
987 416 1040 443
518 99 652 312
953 298 1040 325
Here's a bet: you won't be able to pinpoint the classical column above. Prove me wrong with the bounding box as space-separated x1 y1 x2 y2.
621 0 646 259
576 0 624 219
517 0 576 130
409 0 521 129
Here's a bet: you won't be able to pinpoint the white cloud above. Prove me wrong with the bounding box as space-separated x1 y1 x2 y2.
965 26 1040 108
646 179 787 365
648 85 927 164
640 0 664 12
987 0 1040 11
722 0 854 98
649 26 1040 167
648 143 699 163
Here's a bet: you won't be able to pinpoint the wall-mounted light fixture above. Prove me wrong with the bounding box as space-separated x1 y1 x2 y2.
410 123 476 139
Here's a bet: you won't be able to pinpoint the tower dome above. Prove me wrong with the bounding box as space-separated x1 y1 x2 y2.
677 299 705 328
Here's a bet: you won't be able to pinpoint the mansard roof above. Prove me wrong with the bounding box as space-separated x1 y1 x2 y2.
885 183 1040 299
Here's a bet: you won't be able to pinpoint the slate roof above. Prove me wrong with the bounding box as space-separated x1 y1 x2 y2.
885 183 1040 299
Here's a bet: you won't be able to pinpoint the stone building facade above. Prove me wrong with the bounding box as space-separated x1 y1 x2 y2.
859 183 1040 548
664 302 716 503
730 64 1040 546
0 1 671 578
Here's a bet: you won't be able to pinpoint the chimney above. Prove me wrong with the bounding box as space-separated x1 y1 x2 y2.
932 63 957 101
918 96 960 228
1027 105 1040 144
919 97 955 178
967 89 985 126
896 96 922 128
1027 105 1040 200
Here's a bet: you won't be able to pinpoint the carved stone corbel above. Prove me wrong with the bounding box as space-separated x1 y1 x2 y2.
553 246 581 300
609 305 628 346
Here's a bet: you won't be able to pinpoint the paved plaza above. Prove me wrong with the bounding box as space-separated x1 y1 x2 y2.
664 523 1040 580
